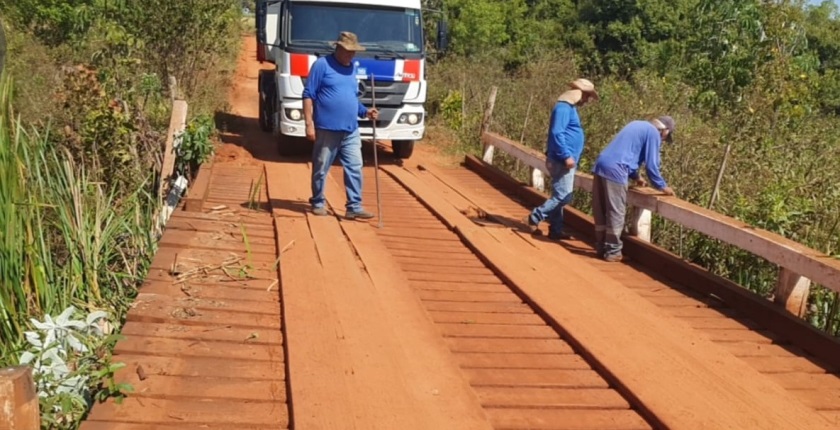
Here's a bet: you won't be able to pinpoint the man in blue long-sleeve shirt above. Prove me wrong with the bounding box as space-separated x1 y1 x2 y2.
591 116 676 262
304 31 378 220
526 79 598 240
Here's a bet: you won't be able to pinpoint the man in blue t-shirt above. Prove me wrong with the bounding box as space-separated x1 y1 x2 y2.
591 116 676 262
303 31 379 220
526 79 598 240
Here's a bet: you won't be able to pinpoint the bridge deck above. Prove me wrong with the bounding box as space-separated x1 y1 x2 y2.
80 37 840 429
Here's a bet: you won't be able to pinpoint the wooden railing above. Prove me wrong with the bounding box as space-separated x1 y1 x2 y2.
481 131 840 317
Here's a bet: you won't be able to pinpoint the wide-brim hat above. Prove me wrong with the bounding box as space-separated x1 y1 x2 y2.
569 78 599 100
557 89 583 105
332 31 365 52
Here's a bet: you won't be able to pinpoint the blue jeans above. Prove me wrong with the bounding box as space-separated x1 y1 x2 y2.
310 129 364 212
529 158 575 236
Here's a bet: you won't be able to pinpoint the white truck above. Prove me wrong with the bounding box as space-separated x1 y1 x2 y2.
256 0 446 159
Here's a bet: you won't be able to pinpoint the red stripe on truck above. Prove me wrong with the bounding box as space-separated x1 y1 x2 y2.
402 60 420 82
290 54 311 77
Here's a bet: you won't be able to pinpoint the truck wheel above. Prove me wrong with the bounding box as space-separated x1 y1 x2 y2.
392 140 415 159
258 70 275 133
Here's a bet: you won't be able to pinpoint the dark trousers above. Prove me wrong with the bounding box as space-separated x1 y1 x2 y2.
592 175 627 257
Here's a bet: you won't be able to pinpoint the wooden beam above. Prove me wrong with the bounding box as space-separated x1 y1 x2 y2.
158 100 188 198
183 158 214 212
0 366 40 430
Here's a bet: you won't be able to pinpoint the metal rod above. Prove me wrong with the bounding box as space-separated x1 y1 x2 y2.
371 74 383 228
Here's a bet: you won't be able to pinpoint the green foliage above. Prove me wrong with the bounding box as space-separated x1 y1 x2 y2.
440 90 464 130
177 115 216 180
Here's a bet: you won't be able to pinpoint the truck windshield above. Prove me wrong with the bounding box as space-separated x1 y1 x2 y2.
288 3 423 54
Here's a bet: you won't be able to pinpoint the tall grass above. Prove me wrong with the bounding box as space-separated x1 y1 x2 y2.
0 76 156 365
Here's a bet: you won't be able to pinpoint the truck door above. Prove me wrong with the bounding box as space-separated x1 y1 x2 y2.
256 0 283 63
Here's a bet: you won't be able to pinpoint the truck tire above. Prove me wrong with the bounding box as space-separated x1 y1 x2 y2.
392 140 415 159
258 70 275 133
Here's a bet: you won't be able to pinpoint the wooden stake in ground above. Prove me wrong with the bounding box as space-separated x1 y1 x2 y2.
0 366 40 430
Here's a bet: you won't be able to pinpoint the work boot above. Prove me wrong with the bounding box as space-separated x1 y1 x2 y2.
312 207 329 216
523 216 542 236
548 231 573 241
603 253 623 263
346 209 375 220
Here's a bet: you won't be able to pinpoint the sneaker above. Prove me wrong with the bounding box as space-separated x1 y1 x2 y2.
523 216 542 236
312 207 329 216
346 210 375 220
603 253 623 263
548 231 573 241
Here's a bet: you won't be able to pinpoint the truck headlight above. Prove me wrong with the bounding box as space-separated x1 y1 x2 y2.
285 109 302 121
398 113 423 124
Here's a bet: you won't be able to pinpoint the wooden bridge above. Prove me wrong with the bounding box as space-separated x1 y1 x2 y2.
4 38 840 430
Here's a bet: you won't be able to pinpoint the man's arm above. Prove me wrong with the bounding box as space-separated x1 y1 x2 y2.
303 99 315 141
549 104 574 168
302 60 325 141
643 131 670 192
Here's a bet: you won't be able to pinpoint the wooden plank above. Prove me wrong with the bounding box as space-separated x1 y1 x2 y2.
183 158 214 212
475 387 629 409
266 163 357 429
324 181 494 429
112 370 285 401
86 398 287 427
454 353 590 370
383 163 835 430
82 422 278 430
465 369 609 388
0 367 39 430
486 408 650 430
106 354 284 380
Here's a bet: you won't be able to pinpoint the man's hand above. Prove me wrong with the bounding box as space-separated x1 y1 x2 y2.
367 108 379 120
634 178 647 188
564 157 575 169
661 186 676 196
305 123 315 142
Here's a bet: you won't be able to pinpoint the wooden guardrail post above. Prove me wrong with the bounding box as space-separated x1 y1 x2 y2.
531 169 545 192
774 269 811 317
480 87 498 164
629 207 652 242
0 366 40 430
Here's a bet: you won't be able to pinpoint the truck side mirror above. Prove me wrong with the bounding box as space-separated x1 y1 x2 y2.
256 0 268 45
436 19 449 53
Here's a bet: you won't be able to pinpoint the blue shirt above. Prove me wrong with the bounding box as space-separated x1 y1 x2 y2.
546 102 584 164
592 121 667 189
302 55 368 132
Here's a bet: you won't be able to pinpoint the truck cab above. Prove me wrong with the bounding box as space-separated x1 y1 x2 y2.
256 0 432 159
